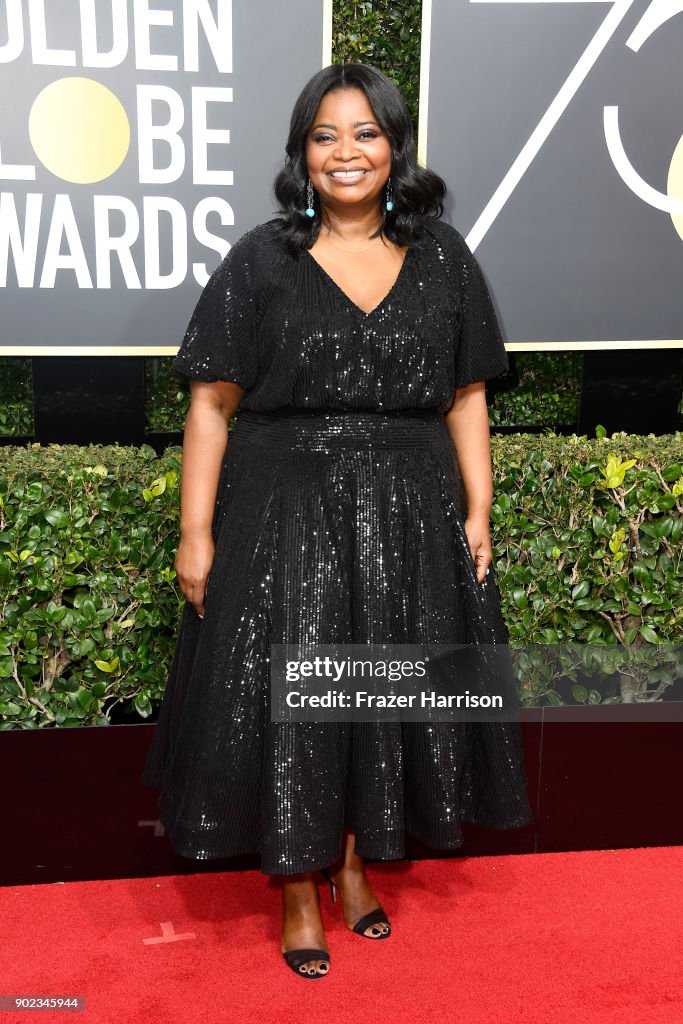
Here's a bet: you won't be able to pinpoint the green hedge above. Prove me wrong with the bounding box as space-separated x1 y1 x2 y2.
1 430 680 728
0 444 181 727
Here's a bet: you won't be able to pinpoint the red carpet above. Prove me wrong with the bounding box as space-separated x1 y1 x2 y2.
1 846 681 1024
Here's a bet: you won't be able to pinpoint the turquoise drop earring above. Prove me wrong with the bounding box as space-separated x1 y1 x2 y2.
305 178 315 218
385 177 394 212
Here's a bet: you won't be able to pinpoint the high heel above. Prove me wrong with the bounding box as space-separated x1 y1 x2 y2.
321 865 338 903
320 866 392 939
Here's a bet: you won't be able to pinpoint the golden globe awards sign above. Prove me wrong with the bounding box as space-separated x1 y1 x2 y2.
0 0 329 350
422 0 683 347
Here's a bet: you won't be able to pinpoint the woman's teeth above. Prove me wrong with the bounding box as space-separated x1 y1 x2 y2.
330 170 367 178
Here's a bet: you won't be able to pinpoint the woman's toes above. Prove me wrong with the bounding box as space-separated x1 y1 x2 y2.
296 957 329 975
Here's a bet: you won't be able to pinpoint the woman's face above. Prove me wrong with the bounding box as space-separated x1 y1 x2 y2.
305 87 392 215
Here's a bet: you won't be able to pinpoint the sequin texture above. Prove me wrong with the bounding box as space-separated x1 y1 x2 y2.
141 216 534 873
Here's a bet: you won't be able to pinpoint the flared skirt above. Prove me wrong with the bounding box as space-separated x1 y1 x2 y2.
141 407 534 873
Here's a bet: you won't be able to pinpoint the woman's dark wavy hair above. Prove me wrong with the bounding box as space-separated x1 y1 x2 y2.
272 63 446 253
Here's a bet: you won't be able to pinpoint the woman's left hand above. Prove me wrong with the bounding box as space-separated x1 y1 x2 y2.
464 513 493 584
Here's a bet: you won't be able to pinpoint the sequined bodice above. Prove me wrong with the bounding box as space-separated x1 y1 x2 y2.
171 215 510 414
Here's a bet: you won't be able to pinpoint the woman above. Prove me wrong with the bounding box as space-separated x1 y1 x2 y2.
142 63 533 980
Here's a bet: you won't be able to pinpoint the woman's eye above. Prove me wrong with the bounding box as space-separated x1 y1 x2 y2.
311 130 380 143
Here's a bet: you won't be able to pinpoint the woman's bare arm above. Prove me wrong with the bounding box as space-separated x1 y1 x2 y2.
175 379 244 615
443 381 494 583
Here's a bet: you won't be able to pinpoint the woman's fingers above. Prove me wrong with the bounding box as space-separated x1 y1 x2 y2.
473 551 490 584
467 538 491 583
175 536 214 621
192 584 207 619
464 518 493 584
177 577 207 619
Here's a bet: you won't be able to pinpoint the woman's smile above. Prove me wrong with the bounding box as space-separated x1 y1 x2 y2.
328 168 370 184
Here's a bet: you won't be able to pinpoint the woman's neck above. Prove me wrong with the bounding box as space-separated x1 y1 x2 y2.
318 204 383 245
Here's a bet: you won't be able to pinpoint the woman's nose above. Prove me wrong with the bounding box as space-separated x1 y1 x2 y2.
333 136 360 161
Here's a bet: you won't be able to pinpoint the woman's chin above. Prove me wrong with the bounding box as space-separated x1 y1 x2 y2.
321 190 381 207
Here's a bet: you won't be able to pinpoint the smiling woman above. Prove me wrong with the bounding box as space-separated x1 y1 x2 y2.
141 62 532 982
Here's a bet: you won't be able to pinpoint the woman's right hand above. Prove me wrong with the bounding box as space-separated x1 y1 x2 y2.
174 532 215 620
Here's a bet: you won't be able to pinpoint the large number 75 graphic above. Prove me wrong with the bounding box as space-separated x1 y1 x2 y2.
466 0 683 252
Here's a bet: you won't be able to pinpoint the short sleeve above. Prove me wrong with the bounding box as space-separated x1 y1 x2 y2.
171 231 259 390
452 232 509 388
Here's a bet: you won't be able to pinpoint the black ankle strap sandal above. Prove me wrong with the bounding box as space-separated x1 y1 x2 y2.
320 866 392 938
351 905 392 939
282 947 330 978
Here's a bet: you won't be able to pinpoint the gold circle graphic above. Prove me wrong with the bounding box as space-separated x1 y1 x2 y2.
29 76 130 184
668 134 683 243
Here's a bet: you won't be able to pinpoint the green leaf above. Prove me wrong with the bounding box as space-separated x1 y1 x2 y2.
47 603 67 624
44 510 70 528
94 659 115 673
25 481 44 500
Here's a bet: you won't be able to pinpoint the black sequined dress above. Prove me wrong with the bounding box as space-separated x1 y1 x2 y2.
141 215 534 873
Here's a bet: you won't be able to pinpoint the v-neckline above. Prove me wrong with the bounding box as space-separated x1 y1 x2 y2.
305 244 412 319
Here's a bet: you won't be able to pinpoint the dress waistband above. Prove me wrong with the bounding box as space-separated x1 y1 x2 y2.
229 407 449 451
